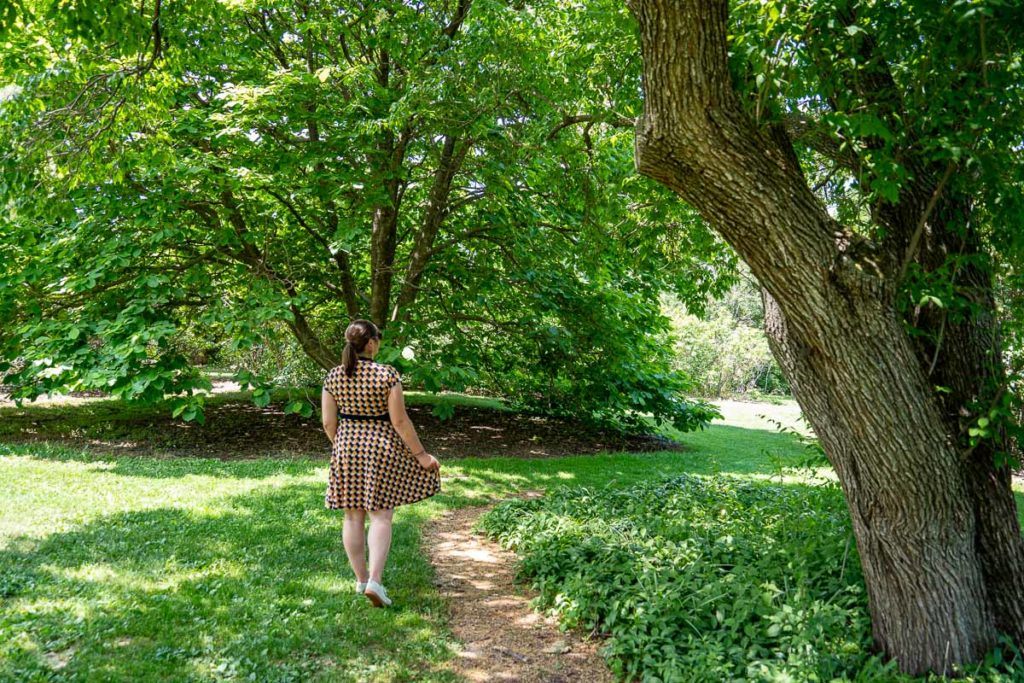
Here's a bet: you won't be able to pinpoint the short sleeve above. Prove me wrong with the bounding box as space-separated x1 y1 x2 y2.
386 366 402 389
323 368 339 400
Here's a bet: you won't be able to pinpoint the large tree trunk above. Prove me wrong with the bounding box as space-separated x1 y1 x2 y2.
913 202 1024 645
761 291 994 674
625 0 1024 674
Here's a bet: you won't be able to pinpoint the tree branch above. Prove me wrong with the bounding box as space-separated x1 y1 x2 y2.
627 0 842 317
392 135 470 321
546 113 635 141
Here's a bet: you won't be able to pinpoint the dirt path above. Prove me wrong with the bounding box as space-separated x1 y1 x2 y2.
423 499 615 683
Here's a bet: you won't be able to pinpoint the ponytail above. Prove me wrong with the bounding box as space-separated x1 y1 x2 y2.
342 319 380 377
342 341 357 377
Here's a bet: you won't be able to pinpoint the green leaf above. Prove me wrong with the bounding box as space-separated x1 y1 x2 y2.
253 388 271 408
432 401 456 421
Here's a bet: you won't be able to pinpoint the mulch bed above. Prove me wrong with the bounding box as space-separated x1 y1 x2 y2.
0 399 683 460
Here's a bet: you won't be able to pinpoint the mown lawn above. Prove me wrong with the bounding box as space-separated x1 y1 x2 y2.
2 395 1021 681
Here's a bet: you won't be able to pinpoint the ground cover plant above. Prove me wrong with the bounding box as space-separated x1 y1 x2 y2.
480 478 1024 682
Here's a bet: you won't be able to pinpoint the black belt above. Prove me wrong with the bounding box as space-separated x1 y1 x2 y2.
337 412 390 422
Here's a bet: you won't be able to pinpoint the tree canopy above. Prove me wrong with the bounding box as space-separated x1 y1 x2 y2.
0 0 730 430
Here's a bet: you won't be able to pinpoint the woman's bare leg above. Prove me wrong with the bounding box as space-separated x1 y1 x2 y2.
367 508 394 583
342 509 368 583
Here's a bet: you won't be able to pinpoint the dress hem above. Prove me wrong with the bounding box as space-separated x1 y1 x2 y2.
324 486 440 512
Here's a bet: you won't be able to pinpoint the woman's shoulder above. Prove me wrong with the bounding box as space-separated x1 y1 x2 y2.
369 361 402 383
368 360 399 374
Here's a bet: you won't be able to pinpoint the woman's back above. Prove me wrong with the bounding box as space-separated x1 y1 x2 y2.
319 318 440 609
324 358 401 416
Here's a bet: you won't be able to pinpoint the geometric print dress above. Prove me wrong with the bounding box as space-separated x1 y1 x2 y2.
323 357 441 511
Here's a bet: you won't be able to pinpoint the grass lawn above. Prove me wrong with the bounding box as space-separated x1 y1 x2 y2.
1 395 1021 681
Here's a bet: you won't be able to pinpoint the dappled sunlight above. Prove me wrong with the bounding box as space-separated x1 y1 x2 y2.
0 482 454 680
424 506 613 682
0 398 836 680
37 560 248 604
0 456 324 542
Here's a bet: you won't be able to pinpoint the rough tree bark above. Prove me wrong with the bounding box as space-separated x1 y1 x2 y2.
625 0 1024 674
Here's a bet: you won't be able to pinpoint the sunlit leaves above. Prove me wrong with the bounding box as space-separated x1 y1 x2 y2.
0 0 734 430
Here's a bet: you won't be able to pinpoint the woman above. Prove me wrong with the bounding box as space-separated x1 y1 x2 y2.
321 319 441 608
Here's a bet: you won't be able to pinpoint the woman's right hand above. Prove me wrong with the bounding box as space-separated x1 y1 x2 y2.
415 452 441 471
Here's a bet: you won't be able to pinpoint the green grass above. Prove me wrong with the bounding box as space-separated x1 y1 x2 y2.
2 395 1022 681
0 450 454 682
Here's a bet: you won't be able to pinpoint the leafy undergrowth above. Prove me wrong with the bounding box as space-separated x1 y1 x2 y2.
479 475 1023 682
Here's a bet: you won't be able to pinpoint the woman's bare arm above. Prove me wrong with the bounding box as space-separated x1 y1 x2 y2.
321 389 338 445
388 382 440 471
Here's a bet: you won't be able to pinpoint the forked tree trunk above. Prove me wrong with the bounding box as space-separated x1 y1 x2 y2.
625 0 1024 674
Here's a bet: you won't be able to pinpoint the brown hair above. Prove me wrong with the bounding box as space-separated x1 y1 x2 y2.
342 319 380 377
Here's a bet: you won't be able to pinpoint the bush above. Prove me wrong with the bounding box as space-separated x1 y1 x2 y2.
663 280 789 398
398 268 724 435
219 322 326 389
478 476 1022 682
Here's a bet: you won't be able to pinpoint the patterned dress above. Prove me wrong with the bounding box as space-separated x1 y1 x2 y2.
323 357 441 511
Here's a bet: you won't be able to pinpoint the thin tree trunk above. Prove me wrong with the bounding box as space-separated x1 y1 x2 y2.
368 126 409 328
392 134 469 322
367 48 409 328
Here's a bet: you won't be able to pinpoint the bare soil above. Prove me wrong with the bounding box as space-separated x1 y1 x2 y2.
0 395 681 460
423 499 615 683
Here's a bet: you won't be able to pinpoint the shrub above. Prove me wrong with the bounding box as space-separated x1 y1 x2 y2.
479 476 1022 681
663 280 789 398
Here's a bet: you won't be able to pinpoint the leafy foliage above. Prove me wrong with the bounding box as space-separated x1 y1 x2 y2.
725 0 1024 460
480 476 1024 681
663 277 789 399
0 0 734 430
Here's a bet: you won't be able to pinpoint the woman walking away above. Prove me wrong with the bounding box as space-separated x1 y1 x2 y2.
321 319 441 607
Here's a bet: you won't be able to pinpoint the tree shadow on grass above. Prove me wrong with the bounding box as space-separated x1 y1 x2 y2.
0 483 458 682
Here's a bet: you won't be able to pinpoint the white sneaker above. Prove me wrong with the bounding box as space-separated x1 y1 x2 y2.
355 581 367 594
364 580 392 607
